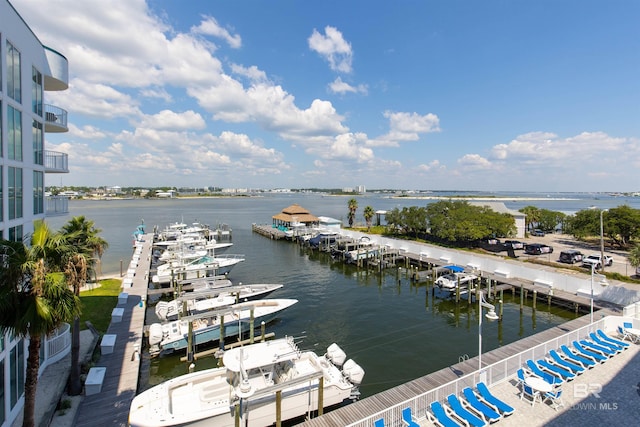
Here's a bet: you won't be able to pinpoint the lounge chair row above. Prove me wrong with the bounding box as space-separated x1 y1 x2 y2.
516 328 628 410
618 321 639 343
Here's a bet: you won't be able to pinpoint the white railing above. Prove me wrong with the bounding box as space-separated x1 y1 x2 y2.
42 323 71 369
347 315 632 427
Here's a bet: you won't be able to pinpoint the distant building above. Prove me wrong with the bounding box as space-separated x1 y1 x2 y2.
355 185 366 193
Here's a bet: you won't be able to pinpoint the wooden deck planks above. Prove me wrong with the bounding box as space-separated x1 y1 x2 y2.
74 235 153 427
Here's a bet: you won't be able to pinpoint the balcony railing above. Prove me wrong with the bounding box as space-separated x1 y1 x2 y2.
46 196 69 216
45 150 69 173
40 323 71 373
44 104 68 133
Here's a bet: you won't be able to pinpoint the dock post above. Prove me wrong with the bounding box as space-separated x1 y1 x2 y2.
276 390 282 427
234 403 241 427
533 290 537 310
455 281 460 303
219 318 225 351
487 279 491 299
520 285 524 312
187 321 194 363
499 289 504 320
249 308 255 343
261 321 266 339
318 376 325 415
467 283 472 304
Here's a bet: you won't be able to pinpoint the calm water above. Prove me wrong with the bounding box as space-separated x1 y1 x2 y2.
46 193 638 397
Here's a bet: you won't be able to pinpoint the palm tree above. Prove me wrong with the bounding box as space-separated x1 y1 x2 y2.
348 198 358 228
629 244 640 277
60 216 108 396
363 206 375 231
0 221 80 427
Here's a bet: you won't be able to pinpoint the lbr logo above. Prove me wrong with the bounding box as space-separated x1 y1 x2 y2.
574 383 602 398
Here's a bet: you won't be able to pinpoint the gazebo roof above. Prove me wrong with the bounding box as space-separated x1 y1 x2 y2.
272 204 319 223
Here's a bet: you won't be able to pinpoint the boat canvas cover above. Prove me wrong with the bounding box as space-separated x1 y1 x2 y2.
223 338 299 372
443 265 464 273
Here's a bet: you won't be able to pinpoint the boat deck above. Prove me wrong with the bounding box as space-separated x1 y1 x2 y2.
74 235 153 427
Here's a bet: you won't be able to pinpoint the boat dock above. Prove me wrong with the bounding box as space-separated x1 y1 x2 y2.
74 234 153 427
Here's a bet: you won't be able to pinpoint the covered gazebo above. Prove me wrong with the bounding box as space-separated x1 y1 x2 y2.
272 204 319 230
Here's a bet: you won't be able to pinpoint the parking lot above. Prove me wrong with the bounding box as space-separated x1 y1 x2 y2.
517 233 637 278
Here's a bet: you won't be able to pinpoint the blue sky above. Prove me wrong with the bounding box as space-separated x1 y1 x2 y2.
12 0 640 192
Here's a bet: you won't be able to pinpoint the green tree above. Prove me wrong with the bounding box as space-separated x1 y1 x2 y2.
426 200 515 242
0 221 80 427
565 209 601 239
363 206 375 231
347 198 358 228
628 244 640 277
537 209 566 233
519 206 541 232
606 205 640 248
60 216 108 395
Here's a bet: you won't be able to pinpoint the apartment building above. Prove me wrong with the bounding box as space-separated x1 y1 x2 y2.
1 0 70 425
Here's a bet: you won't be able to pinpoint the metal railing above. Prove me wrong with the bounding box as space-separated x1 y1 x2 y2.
44 150 69 173
44 104 68 131
346 316 627 427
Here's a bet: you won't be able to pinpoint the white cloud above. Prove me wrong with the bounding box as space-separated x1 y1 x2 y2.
457 154 493 169
192 16 242 48
418 160 445 172
328 77 368 95
308 26 353 73
369 111 441 147
137 110 206 131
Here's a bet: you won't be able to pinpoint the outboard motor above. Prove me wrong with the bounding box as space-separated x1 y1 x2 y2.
148 323 164 347
342 359 365 385
326 343 347 367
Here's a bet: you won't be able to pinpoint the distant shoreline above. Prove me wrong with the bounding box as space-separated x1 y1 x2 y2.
390 196 580 201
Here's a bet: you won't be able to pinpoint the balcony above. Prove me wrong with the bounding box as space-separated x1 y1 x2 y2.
46 196 69 216
44 104 68 133
45 150 69 173
43 46 69 91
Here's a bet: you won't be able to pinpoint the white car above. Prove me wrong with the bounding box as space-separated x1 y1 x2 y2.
435 272 478 290
582 254 614 270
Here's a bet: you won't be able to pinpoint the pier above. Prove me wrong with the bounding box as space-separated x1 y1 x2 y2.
74 234 153 427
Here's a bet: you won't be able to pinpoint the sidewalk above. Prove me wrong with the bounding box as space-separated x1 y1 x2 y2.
12 329 99 427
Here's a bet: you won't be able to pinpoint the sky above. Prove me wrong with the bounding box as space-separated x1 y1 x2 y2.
10 0 640 192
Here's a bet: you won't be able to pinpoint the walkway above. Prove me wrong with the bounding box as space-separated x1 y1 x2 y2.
73 234 153 427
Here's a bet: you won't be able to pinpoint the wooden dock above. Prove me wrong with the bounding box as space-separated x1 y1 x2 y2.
300 308 613 427
74 235 153 427
252 223 287 239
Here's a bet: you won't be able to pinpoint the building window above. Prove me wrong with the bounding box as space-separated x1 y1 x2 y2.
0 166 3 222
33 120 43 165
8 106 22 161
33 170 44 215
32 67 43 116
6 41 22 103
0 358 4 424
8 226 23 242
8 167 23 220
1 101 3 156
9 340 25 410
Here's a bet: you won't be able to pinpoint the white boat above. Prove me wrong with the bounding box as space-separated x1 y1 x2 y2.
147 299 298 356
435 272 478 290
128 337 365 427
152 254 245 284
155 284 284 321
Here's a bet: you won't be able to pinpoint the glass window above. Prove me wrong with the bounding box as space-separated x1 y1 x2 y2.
8 167 23 220
33 120 43 165
8 225 23 242
1 101 3 157
0 358 4 424
32 67 43 116
6 41 22 103
8 106 22 161
33 171 44 215
0 166 2 222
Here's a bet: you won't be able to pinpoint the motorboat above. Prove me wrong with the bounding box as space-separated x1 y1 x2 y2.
147 299 298 356
435 272 478 290
128 337 365 427
155 283 284 321
152 254 245 285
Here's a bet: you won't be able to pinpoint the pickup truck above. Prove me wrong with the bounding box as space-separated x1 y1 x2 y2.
582 254 614 270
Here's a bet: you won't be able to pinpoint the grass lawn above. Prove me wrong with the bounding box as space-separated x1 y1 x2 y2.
79 278 122 334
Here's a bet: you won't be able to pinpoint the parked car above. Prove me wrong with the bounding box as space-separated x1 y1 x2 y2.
530 229 545 237
559 250 583 264
504 240 524 250
524 243 553 255
582 254 614 270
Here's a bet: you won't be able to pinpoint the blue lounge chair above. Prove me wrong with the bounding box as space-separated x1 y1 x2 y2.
525 360 562 385
476 382 515 416
597 329 630 348
589 332 624 352
427 401 463 427
462 387 502 423
572 341 607 363
548 349 585 374
401 407 420 427
618 325 635 343
579 339 616 357
374 419 385 427
543 389 565 411
516 370 538 405
537 359 575 381
560 345 596 368
447 394 487 427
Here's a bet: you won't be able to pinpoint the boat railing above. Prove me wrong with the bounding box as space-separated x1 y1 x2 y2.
345 316 612 427
215 254 246 261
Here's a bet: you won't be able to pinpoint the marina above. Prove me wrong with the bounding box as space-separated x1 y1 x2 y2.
40 195 640 426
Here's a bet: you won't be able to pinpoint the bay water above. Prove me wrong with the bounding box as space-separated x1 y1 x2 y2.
46 193 637 397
